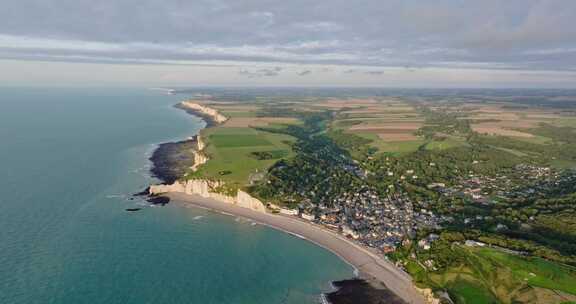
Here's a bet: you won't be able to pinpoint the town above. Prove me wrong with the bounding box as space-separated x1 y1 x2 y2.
268 152 576 260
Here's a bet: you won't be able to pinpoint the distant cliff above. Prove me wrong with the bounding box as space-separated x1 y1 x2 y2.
176 101 227 172
176 101 228 126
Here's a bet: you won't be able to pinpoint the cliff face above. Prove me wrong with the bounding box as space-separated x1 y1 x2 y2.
174 101 228 172
236 190 267 213
179 101 228 124
191 135 208 171
192 150 208 172
149 179 267 213
197 135 206 151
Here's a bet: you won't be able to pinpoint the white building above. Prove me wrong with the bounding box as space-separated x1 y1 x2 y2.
341 225 360 239
465 240 486 247
301 213 315 221
279 208 298 216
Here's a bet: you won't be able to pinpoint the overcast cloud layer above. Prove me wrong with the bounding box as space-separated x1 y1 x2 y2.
1 0 576 86
2 0 575 69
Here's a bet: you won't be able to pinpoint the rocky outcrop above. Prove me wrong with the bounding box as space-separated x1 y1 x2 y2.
192 150 208 171
179 101 228 124
197 135 206 151
415 288 440 304
149 139 197 183
191 135 208 171
149 179 267 213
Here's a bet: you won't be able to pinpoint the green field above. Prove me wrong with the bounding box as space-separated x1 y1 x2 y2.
348 132 469 154
209 133 272 147
494 146 531 157
550 159 576 169
374 140 426 154
189 127 295 189
474 247 576 295
425 137 468 151
352 132 426 154
342 112 420 119
514 135 553 145
405 245 576 304
448 280 498 304
553 118 576 128
220 111 255 117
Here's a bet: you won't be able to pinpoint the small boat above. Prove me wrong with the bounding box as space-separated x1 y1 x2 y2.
125 208 142 212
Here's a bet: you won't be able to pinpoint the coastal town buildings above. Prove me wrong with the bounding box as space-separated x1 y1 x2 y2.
271 162 576 256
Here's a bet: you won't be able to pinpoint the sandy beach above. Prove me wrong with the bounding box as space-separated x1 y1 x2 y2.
167 192 426 304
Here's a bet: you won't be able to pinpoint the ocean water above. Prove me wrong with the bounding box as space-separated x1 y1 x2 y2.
0 88 353 304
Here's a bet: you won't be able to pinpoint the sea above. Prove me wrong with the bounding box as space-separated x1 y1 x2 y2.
0 87 353 304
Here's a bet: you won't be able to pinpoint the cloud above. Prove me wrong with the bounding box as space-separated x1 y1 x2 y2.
0 0 574 72
250 11 276 27
293 22 343 33
239 67 283 77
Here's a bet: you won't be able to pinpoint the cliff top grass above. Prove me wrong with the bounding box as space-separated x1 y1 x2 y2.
187 124 298 190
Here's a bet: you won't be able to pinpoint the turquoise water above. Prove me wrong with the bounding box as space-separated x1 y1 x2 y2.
0 88 352 304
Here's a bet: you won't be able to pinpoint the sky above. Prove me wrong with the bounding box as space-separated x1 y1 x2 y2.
1 0 575 88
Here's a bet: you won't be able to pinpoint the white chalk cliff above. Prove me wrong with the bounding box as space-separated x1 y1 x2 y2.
179 101 228 123
179 102 227 172
149 179 267 213
192 148 208 172
197 135 206 151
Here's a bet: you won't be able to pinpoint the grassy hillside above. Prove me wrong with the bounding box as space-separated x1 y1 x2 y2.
396 240 576 304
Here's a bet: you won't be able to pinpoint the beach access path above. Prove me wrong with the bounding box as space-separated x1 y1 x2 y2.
168 192 426 304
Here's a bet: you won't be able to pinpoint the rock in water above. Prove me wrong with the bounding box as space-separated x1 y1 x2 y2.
326 279 406 304
133 187 150 196
147 196 170 206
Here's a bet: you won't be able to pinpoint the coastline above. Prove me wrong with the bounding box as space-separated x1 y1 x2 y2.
147 100 427 304
167 192 426 304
